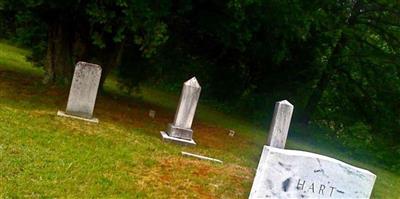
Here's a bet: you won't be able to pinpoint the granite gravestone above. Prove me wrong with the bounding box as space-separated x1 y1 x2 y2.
160 77 201 145
249 100 376 198
57 61 102 123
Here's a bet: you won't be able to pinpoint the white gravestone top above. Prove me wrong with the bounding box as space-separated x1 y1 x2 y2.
249 146 376 199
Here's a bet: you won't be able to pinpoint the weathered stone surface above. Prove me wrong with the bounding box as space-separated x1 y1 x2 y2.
167 123 193 140
162 77 201 144
65 62 102 119
249 146 376 199
267 100 293 149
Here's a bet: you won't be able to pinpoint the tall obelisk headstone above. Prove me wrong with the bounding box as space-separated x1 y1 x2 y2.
161 77 201 145
267 100 294 149
249 100 376 198
57 61 102 123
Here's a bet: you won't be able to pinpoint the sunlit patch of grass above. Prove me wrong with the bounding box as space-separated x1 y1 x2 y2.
0 41 44 76
0 41 399 198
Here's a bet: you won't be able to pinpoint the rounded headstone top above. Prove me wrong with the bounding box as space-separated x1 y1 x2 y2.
184 77 201 88
76 61 102 71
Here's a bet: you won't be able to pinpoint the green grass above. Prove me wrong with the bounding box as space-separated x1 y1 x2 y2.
0 42 399 198
0 41 43 76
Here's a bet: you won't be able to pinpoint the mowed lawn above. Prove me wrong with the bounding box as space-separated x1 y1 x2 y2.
0 42 399 198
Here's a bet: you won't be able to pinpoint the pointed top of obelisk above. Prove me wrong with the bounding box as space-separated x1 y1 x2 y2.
184 77 201 88
277 100 293 108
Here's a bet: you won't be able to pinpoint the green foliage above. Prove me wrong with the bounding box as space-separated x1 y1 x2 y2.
114 0 400 156
84 0 170 55
146 0 400 151
0 0 171 83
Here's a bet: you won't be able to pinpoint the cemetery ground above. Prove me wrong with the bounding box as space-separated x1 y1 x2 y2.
0 41 399 198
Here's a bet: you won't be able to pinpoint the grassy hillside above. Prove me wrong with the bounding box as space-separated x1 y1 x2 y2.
0 42 399 198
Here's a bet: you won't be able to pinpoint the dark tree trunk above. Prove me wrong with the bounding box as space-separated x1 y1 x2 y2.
43 22 74 85
301 34 347 123
301 0 361 123
98 42 125 93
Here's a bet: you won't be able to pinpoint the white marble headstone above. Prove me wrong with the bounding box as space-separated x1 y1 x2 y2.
65 61 102 119
160 77 201 145
249 146 376 199
173 77 201 129
267 100 293 149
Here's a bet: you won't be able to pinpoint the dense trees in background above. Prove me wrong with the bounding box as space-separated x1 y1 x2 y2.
1 0 400 162
0 0 170 86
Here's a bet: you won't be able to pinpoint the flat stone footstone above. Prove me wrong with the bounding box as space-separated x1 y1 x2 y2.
65 61 102 119
249 146 376 199
181 151 222 163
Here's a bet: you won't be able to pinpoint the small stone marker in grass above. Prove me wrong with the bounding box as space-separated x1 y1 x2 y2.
228 129 235 137
161 77 201 145
249 100 376 199
149 109 156 118
57 61 102 123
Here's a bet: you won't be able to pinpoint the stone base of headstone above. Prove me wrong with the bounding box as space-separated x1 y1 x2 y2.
160 131 196 146
57 111 99 123
167 123 193 140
